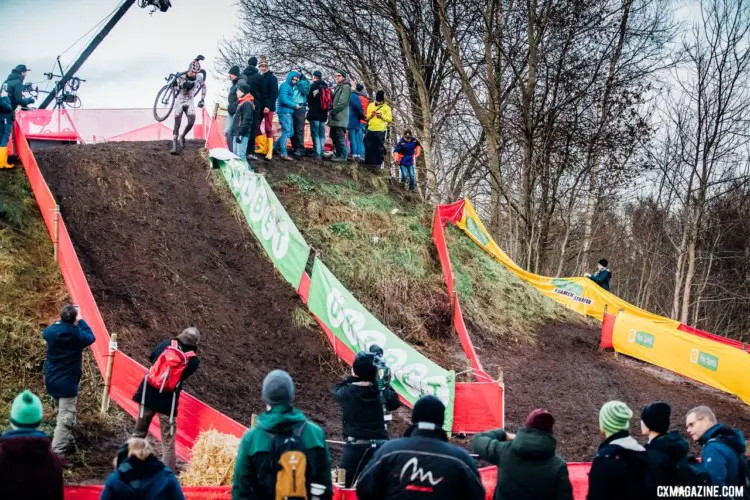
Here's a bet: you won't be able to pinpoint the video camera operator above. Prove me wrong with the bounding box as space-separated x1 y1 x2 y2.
331 349 400 488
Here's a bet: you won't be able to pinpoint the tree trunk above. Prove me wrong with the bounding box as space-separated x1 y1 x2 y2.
680 224 697 324
671 229 687 320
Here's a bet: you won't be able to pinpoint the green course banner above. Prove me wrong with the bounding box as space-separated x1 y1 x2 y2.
213 153 310 288
308 259 456 430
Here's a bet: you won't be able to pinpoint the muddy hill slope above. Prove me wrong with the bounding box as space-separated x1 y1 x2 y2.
35 141 348 438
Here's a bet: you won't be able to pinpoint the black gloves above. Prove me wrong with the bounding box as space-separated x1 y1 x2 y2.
198 99 205 108
235 136 242 143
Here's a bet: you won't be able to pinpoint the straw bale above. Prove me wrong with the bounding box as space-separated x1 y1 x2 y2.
179 430 241 486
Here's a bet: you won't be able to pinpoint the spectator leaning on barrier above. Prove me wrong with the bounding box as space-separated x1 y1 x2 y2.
291 66 311 157
357 395 485 500
232 370 333 500
328 69 352 163
686 406 748 493
42 304 96 460
132 327 200 471
276 70 301 161
348 85 366 162
231 82 256 167
364 90 393 168
587 400 656 500
307 70 329 160
258 56 278 161
585 259 611 291
225 65 242 153
101 438 185 500
473 408 574 500
0 390 64 500
0 82 13 169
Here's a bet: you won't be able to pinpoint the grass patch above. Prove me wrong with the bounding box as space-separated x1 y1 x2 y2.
0 169 128 481
291 307 316 330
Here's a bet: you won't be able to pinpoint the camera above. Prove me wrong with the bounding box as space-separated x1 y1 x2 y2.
368 344 391 389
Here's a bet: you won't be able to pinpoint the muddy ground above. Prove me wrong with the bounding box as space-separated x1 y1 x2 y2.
36 141 748 466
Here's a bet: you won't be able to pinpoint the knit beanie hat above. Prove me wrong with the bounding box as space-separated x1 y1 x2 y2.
10 390 43 429
356 83 365 92
598 259 608 267
375 90 385 103
313 70 322 78
237 82 252 95
259 55 268 66
599 400 633 435
353 352 377 382
177 327 200 347
335 69 348 78
641 401 671 434
412 395 445 429
248 56 258 67
526 409 555 434
229 65 241 76
262 369 295 407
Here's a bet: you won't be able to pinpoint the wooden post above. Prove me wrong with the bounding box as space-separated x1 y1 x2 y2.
251 413 258 428
337 468 346 486
212 102 220 119
53 207 60 260
497 367 504 386
603 304 608 315
466 357 473 382
100 333 117 414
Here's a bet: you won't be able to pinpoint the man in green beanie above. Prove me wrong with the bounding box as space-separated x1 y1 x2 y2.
0 390 64 499
232 369 333 499
587 400 657 500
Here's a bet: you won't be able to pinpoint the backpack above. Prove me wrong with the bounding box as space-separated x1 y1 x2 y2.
146 340 195 393
320 87 333 112
267 423 309 500
674 458 713 491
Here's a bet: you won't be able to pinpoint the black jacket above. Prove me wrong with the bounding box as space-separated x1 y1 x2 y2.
473 428 573 500
0 429 63 500
260 71 279 111
242 66 264 106
4 70 33 115
331 377 400 440
307 79 330 122
356 428 485 500
232 97 256 138
587 430 656 500
645 431 689 488
227 76 242 116
132 338 199 416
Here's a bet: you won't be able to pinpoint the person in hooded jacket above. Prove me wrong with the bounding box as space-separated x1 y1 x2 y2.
356 395 485 500
42 304 96 458
290 66 311 156
328 69 351 163
686 406 748 494
4 64 35 117
225 65 243 153
307 70 329 159
331 351 400 487
585 259 612 291
232 370 333 499
364 90 393 168
473 409 573 500
101 438 184 500
257 56 278 160
0 390 63 500
347 90 366 162
241 57 264 160
392 130 422 192
276 70 301 161
588 400 657 500
640 401 692 489
231 82 256 166
132 327 200 471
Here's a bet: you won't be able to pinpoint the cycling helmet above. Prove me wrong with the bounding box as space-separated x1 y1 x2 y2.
189 59 202 72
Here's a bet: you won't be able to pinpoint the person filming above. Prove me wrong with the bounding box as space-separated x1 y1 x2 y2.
331 349 400 488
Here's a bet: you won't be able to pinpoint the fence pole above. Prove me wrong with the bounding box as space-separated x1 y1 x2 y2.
53 207 60 260
100 333 117 414
251 413 258 428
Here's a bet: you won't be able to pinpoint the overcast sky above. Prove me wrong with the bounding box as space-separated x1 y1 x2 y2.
0 0 239 110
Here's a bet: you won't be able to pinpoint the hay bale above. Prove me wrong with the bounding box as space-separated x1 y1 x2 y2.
179 430 241 486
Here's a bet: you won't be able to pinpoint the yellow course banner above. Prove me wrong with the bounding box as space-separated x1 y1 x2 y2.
456 198 678 325
613 312 750 405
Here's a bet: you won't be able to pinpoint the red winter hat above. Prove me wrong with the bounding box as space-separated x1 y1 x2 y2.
526 409 555 434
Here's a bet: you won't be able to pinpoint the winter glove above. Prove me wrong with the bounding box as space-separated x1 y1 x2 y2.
235 136 242 143
198 99 205 108
29 97 36 104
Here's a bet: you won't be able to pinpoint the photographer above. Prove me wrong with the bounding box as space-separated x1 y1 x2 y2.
4 65 35 117
331 350 400 488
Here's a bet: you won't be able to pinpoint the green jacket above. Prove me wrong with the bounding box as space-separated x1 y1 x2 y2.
328 82 351 128
232 405 333 500
473 428 573 500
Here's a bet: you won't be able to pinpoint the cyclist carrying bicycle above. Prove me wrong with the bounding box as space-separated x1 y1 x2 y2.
170 55 206 155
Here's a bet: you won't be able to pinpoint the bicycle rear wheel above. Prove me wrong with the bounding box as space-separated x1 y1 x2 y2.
153 84 176 122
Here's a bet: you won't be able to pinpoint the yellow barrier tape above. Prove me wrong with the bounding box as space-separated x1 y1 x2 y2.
613 313 750 405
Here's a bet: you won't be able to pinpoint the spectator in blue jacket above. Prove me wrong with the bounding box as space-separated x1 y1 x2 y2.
347 90 366 162
42 304 95 457
101 438 185 500
276 70 301 161
686 406 748 492
392 130 422 192
585 259 611 291
291 66 311 156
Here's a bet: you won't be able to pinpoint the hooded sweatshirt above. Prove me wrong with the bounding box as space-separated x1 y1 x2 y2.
241 65 264 104
276 71 301 115
4 69 34 115
232 405 333 500
473 428 573 500
700 423 748 490
0 429 63 500
101 454 184 500
43 319 96 398
231 93 256 138
587 430 657 500
645 431 690 487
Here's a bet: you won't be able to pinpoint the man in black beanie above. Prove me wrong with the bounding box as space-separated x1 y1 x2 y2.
331 351 400 487
357 395 485 500
640 401 698 491
585 259 612 291
225 65 242 152
241 57 264 159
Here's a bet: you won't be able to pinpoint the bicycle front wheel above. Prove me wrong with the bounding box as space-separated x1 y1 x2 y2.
153 84 176 122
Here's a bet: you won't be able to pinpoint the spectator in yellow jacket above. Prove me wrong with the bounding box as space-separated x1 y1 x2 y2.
364 90 392 168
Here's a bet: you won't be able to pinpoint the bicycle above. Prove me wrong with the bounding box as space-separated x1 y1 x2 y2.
152 69 205 122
